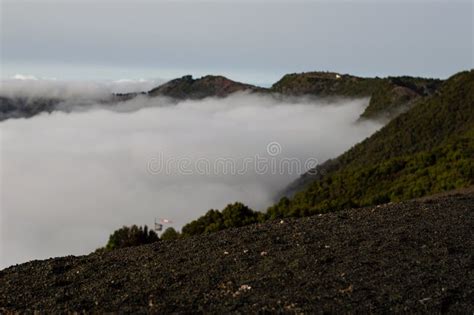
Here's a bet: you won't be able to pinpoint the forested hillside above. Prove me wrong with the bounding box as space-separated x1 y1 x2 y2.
270 71 441 120
180 70 473 236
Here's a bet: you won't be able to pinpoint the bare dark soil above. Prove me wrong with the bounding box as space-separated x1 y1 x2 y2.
1 191 473 313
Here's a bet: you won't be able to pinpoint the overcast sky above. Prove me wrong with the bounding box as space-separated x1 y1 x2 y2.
1 0 473 85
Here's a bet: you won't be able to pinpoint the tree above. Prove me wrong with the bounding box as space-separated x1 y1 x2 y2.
105 225 159 250
160 227 181 240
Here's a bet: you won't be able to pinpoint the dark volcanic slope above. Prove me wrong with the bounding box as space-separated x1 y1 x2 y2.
1 191 473 313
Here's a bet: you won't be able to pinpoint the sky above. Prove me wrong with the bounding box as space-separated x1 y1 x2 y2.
1 0 473 85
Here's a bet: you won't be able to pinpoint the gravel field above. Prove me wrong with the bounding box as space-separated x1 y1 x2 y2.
1 190 473 313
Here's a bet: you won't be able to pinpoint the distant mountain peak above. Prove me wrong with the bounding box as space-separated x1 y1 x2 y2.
147 74 260 99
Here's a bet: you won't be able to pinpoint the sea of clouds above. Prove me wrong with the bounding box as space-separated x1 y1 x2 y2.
0 77 382 268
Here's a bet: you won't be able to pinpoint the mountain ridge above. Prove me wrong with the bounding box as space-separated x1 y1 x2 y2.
0 71 444 121
148 75 263 99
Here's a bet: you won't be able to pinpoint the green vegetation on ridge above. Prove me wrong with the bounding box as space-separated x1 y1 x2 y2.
270 71 441 120
177 70 474 238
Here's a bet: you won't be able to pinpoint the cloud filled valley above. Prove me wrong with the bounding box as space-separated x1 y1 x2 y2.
0 83 382 268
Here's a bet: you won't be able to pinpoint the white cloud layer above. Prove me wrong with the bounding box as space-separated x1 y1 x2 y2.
0 76 164 99
0 92 381 268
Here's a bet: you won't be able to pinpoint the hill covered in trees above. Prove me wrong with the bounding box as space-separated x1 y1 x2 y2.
270 71 441 120
176 70 473 237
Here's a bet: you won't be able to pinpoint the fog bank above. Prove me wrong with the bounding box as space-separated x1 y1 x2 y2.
0 93 381 268
0 76 164 99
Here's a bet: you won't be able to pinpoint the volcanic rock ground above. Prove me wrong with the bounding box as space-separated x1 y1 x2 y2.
1 190 473 313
